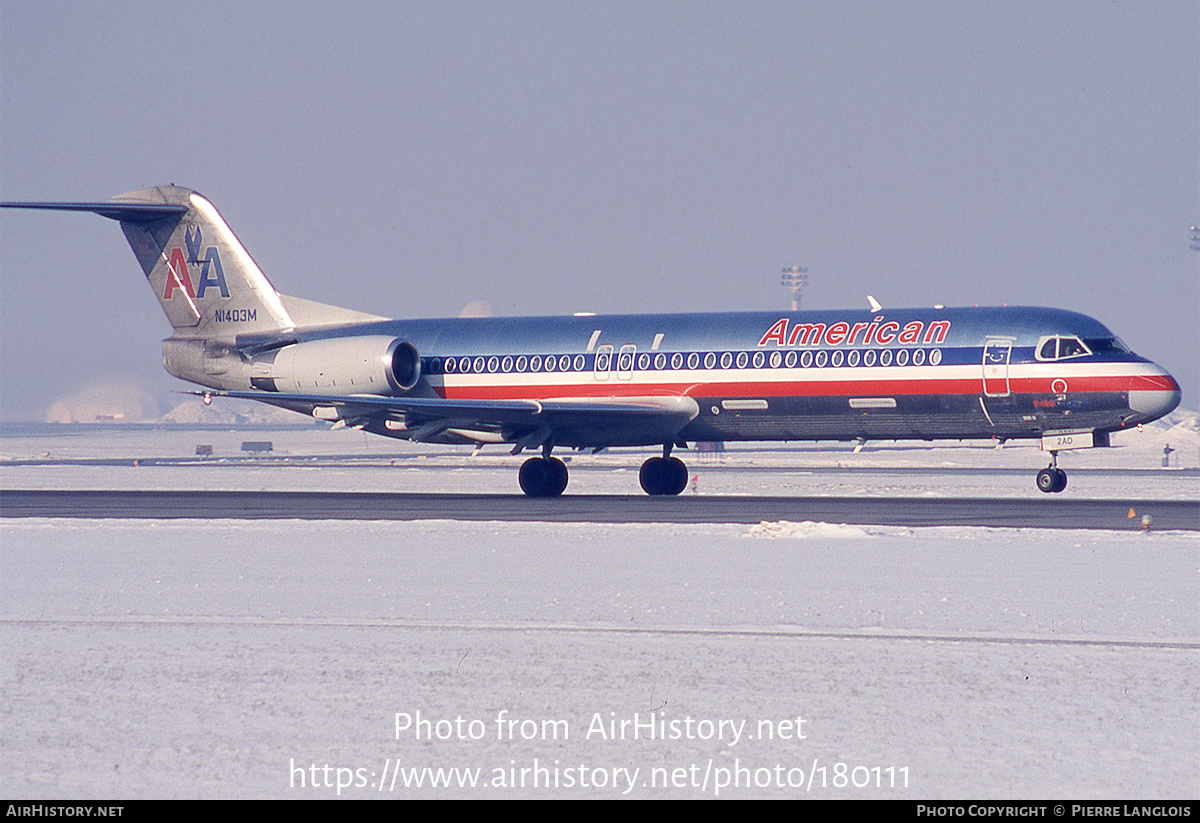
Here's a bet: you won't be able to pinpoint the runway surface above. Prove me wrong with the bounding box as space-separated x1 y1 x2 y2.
3 489 1196 530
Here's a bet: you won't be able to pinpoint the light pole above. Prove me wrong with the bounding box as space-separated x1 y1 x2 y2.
781 266 809 311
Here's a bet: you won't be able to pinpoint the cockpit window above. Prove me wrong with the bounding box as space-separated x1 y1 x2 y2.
1036 335 1092 361
1057 337 1089 358
1085 337 1131 354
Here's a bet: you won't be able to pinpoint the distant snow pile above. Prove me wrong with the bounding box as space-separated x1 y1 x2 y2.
161 398 307 426
1112 408 1200 468
745 520 875 539
1155 408 1199 440
45 381 159 423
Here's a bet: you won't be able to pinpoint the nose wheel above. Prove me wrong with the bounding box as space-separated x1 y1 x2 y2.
1036 452 1068 493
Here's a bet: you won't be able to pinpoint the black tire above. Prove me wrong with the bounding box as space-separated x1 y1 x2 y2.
1052 468 1068 493
666 456 688 495
639 457 666 495
640 456 688 495
519 457 566 498
1036 468 1057 494
548 457 569 496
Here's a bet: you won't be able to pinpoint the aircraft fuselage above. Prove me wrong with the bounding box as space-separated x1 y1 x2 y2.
2 186 1181 496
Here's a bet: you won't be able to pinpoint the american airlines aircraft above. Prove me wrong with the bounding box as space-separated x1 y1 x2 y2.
2 186 1181 497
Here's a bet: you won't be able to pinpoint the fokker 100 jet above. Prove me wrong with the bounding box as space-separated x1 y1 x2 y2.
2 186 1181 496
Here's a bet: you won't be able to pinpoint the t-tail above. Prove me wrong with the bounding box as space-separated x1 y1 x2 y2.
115 186 295 334
1 186 384 390
2 186 293 334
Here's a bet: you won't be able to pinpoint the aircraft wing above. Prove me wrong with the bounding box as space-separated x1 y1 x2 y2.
212 390 699 451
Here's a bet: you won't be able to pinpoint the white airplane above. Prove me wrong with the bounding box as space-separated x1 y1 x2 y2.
2 186 1181 496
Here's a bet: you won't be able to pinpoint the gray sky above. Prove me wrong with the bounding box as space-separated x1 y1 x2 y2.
2 1 1197 421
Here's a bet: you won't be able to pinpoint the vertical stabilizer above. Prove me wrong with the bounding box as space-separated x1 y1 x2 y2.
1 186 295 336
111 186 294 335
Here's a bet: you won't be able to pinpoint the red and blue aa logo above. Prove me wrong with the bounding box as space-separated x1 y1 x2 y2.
163 226 229 299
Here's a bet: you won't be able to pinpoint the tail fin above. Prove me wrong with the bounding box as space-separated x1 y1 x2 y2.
3 185 294 335
111 186 295 334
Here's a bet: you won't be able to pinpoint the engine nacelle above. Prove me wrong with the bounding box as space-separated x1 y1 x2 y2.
264 336 421 394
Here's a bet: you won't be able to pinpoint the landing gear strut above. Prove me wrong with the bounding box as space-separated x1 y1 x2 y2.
1036 451 1068 494
639 443 688 496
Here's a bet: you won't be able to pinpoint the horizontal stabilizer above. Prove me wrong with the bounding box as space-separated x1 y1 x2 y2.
0 201 187 223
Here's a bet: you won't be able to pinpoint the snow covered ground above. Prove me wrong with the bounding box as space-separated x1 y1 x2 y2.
1 418 1197 798
2 407 1197 500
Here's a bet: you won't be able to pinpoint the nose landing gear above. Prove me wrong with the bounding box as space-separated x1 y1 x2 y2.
1036 452 1068 493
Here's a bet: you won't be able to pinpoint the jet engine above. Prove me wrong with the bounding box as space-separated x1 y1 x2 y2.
264 336 421 394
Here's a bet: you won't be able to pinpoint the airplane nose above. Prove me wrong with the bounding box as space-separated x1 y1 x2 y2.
1127 364 1181 424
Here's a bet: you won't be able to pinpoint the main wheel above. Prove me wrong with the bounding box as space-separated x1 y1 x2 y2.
547 456 569 496
665 456 688 495
639 456 688 495
519 457 568 497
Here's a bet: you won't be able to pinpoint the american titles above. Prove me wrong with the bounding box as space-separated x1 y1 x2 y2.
758 317 951 348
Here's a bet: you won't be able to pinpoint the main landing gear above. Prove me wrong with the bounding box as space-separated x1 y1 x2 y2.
519 455 569 498
639 444 688 496
1036 452 1068 494
517 443 690 498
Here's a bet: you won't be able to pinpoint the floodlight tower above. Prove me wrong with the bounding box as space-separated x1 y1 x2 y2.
781 266 809 311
